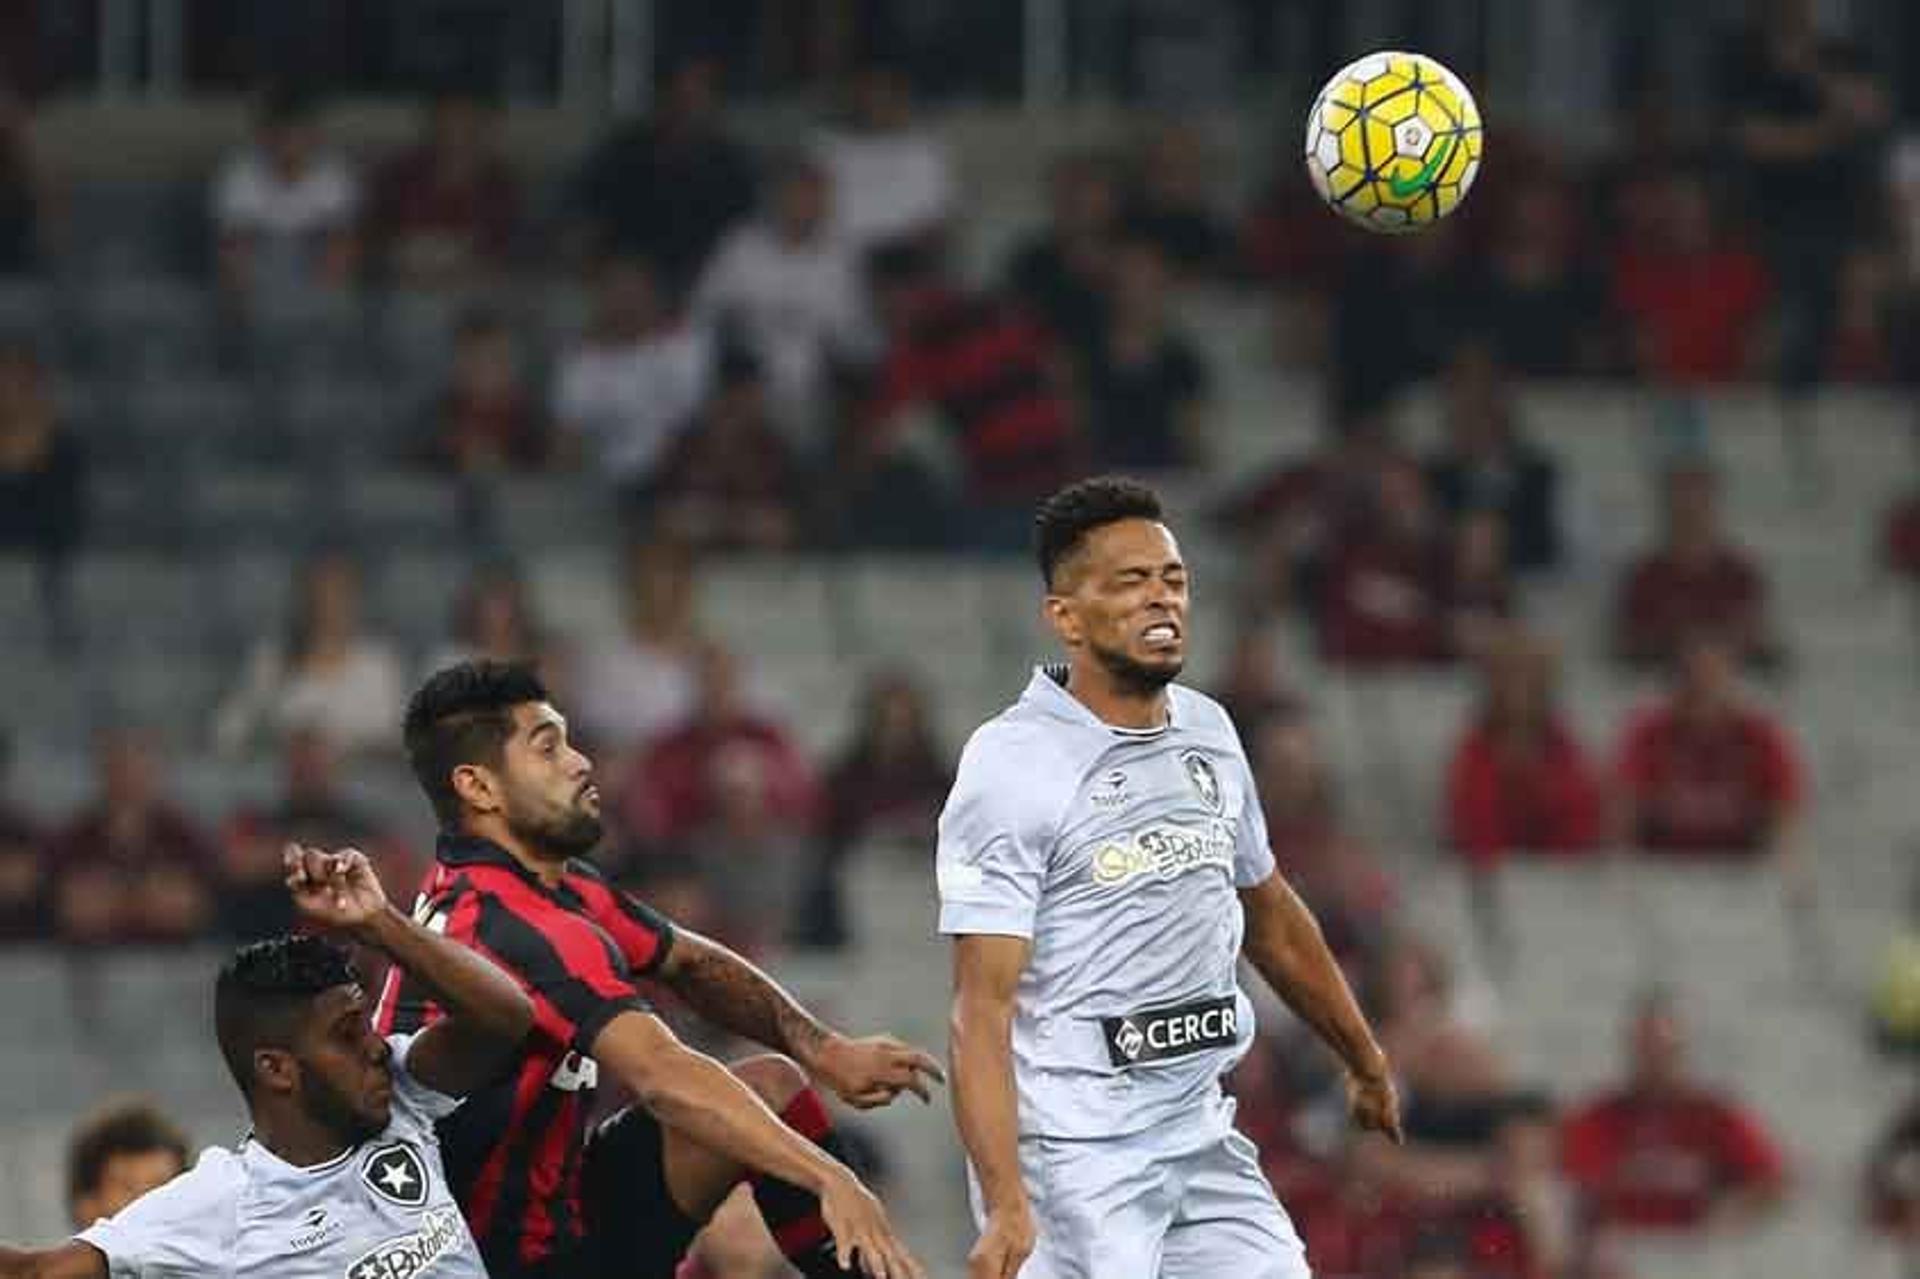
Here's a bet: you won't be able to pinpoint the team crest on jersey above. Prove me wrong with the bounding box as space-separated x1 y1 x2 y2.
1181 751 1222 812
361 1141 430 1208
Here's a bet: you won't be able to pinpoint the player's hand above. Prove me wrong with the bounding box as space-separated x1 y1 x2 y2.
811 1034 946 1109
967 1201 1036 1279
284 844 388 933
1346 1067 1404 1144
816 1166 925 1279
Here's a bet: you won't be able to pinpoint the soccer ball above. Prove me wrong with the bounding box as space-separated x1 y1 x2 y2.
1304 50 1483 234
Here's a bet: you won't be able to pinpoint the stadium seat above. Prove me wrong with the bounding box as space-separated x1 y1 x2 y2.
124 376 273 465
369 547 474 650
70 553 211 658
75 277 223 381
281 378 415 466
702 557 834 657
338 472 468 549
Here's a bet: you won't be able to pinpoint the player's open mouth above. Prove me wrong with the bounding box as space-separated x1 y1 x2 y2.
1141 623 1181 648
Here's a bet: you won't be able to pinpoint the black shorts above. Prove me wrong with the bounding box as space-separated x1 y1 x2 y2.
527 1104 703 1279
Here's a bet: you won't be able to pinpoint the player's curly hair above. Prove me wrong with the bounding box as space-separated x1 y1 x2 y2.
403 659 551 826
214 935 361 1097
1033 475 1165 589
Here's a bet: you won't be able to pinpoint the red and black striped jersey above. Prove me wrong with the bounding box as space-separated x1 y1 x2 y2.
374 833 673 1274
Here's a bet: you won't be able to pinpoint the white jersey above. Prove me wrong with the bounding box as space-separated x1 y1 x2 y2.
937 668 1276 1140
77 1034 486 1279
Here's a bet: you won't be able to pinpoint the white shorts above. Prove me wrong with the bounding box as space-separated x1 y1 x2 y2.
971 1093 1310 1279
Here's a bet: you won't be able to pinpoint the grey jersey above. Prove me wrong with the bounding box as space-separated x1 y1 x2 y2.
938 669 1275 1139
77 1034 486 1279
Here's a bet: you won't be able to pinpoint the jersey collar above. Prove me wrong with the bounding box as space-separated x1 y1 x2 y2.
1027 665 1176 738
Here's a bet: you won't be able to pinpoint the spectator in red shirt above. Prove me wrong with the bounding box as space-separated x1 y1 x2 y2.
1863 1093 1920 1240
1447 632 1604 870
855 244 1083 547
1615 633 1805 865
1561 989 1787 1234
1611 169 1771 385
617 641 816 852
367 88 519 289
420 308 546 473
50 728 218 946
1613 464 1779 671
1318 461 1452 667
647 346 806 554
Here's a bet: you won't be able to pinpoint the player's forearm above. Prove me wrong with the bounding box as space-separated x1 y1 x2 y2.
355 903 533 1044
596 1014 843 1194
656 929 835 1068
949 992 1028 1213
1241 879 1387 1082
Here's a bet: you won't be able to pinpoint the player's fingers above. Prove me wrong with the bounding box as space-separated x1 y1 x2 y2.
904 1048 946 1085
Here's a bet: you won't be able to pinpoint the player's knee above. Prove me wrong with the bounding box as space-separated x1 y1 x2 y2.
728 1053 809 1110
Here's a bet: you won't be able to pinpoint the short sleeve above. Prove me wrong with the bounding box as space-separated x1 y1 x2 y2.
462 891 645 1054
77 1150 236 1278
936 732 1054 939
1232 753 1277 888
567 863 676 975
388 1032 464 1124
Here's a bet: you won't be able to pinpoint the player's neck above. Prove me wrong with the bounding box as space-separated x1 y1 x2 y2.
1065 662 1171 732
464 820 568 885
252 1108 354 1168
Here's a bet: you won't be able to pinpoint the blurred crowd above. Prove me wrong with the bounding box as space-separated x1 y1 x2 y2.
3 0 1920 1276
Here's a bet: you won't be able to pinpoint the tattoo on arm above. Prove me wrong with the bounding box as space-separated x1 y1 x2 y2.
665 934 831 1060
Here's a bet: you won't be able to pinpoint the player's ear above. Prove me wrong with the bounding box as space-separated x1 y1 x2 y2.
253 1046 300 1096
1043 593 1083 647
451 762 502 815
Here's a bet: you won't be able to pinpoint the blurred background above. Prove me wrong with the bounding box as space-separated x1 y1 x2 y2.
0 0 1919 1276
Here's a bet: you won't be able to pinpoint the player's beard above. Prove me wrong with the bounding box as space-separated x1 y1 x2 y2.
1088 634 1181 695
504 789 604 859
301 1065 385 1147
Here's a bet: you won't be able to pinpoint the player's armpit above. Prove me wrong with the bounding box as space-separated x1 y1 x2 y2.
0 1242 109 1279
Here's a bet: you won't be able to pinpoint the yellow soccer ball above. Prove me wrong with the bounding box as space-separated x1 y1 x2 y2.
1304 50 1483 234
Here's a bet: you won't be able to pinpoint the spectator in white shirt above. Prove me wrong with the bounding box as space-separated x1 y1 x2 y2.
812 63 953 257
553 255 713 497
694 154 877 443
572 536 705 758
213 551 405 759
213 86 360 301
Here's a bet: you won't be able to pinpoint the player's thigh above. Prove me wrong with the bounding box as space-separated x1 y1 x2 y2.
1160 1128 1308 1279
579 1103 704 1279
1022 1135 1177 1279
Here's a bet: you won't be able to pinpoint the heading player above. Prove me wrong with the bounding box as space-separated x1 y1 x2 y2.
0 844 535 1279
941 477 1403 1279
381 661 938 1279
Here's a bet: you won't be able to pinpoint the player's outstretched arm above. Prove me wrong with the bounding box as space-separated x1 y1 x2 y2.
950 933 1038 1279
653 926 943 1109
1238 871 1403 1143
0 1242 108 1279
589 1008 924 1279
285 844 534 1096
